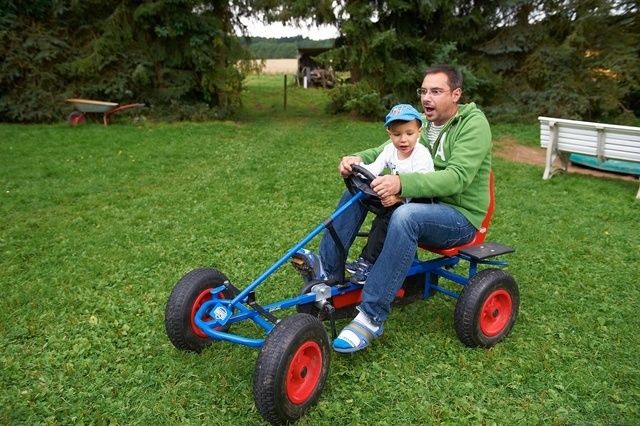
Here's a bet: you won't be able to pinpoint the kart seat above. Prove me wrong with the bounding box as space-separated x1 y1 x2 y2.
419 171 494 257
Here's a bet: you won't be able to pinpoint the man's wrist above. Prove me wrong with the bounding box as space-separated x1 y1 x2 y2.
395 175 402 195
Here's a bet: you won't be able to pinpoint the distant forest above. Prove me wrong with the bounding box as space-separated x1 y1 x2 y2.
242 36 334 59
3 2 637 123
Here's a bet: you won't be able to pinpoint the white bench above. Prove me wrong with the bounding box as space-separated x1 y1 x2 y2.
539 116 640 198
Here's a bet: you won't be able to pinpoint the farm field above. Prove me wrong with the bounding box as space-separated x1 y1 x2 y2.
1 75 639 425
261 58 298 74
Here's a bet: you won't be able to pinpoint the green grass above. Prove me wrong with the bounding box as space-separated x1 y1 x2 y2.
491 122 540 147
1 75 639 425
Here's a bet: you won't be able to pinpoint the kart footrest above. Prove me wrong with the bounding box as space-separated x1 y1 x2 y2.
247 292 279 324
459 242 515 261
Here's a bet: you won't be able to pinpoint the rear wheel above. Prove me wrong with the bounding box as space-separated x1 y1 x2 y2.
253 313 330 425
454 268 519 348
164 268 232 353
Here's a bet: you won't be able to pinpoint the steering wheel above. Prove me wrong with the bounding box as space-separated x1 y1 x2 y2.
344 164 384 214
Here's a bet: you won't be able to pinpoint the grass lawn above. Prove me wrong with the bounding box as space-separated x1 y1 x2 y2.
1 75 639 425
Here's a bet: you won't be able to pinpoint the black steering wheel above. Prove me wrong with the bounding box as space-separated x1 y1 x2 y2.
344 164 384 214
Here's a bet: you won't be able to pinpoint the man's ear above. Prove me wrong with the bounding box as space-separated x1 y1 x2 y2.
452 87 462 103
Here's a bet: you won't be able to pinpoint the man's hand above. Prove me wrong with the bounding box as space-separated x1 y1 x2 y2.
371 175 401 199
338 155 363 177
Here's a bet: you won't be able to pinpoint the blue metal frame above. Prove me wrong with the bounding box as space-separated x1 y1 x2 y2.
192 189 510 349
406 253 509 300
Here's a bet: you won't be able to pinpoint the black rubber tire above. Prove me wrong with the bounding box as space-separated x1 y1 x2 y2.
253 313 331 425
395 272 427 305
454 268 519 348
164 268 232 353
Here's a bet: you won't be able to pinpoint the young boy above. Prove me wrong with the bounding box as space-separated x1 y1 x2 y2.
346 103 434 284
291 104 434 285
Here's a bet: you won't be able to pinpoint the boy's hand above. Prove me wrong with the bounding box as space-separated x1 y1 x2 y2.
381 194 403 207
339 156 363 177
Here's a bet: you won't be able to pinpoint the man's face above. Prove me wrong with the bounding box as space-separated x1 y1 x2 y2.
386 120 421 159
419 72 461 126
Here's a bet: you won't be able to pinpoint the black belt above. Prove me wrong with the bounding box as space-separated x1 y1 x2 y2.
411 197 436 204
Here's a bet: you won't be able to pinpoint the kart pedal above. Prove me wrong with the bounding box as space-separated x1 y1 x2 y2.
291 257 307 267
291 258 312 272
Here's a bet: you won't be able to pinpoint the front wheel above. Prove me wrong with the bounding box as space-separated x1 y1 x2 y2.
164 268 232 353
68 111 85 126
253 313 331 425
454 268 519 348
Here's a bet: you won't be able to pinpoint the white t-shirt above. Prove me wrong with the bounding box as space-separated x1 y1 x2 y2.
361 143 434 202
361 142 434 176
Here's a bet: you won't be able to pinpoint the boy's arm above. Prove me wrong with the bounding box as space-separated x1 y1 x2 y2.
354 139 391 164
361 145 392 176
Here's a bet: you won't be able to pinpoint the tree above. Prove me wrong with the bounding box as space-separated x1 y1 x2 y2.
0 1 71 122
478 0 640 121
1 0 637 123
253 0 508 116
254 0 639 121
0 1 258 122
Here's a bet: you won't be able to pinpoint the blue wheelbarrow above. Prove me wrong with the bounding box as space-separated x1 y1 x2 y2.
164 165 518 425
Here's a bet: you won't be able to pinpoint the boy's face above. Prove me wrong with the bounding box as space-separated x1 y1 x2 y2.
386 120 422 157
420 71 461 126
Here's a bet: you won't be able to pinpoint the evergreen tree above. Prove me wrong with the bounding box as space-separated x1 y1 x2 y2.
0 1 71 122
255 0 639 121
1 0 637 122
0 1 257 122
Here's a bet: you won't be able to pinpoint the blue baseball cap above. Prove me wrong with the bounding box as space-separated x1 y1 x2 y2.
384 104 424 128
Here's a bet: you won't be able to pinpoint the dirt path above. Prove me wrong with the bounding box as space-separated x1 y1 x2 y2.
495 138 638 182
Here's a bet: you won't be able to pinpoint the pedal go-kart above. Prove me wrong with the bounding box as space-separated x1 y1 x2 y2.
164 165 519 425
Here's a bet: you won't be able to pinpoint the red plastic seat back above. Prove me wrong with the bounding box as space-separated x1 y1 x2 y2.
419 171 494 257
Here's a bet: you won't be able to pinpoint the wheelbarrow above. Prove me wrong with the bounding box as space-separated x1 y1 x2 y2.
65 98 145 126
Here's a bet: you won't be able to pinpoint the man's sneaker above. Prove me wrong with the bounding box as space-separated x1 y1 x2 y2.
349 258 372 285
291 249 327 282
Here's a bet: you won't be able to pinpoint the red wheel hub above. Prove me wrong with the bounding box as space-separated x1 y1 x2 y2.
190 289 213 338
479 289 512 337
285 341 323 405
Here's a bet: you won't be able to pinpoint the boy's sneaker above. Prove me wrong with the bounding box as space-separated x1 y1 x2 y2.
291 249 327 282
349 258 372 285
345 257 367 274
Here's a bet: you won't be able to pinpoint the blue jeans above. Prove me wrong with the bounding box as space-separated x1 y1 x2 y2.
319 190 476 325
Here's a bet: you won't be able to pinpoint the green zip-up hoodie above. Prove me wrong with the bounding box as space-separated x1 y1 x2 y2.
355 103 491 229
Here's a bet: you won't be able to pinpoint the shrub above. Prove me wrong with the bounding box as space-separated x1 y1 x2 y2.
327 82 398 119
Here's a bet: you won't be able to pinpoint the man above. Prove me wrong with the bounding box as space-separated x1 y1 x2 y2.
295 64 492 353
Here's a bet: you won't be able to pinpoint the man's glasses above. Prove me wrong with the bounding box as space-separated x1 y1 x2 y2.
416 88 450 97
